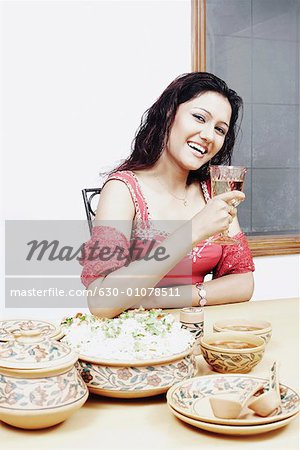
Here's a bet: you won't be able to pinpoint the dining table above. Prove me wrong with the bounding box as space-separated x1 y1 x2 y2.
1 297 299 450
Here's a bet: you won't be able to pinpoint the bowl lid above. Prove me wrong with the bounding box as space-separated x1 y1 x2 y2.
0 337 77 370
0 319 64 342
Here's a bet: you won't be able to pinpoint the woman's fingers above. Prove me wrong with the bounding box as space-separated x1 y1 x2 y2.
193 190 244 241
219 203 237 227
231 199 240 208
228 205 237 217
215 190 245 204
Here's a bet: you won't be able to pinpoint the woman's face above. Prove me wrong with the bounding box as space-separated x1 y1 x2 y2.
165 91 232 171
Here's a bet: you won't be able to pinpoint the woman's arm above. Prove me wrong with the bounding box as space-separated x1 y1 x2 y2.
129 216 254 309
130 272 254 309
85 180 245 318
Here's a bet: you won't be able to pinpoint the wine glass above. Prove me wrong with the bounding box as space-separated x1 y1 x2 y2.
210 165 247 245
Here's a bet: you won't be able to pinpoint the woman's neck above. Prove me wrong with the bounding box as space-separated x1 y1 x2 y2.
151 155 189 193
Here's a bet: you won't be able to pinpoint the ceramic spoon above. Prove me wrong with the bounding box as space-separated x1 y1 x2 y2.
248 361 281 417
209 381 264 419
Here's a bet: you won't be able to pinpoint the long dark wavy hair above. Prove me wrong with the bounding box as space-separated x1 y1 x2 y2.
111 72 243 183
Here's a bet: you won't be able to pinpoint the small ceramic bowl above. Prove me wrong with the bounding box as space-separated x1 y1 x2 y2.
200 332 265 374
0 330 88 429
76 348 197 398
213 319 272 344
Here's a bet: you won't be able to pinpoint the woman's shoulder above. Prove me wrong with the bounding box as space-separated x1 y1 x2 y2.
95 176 135 221
105 169 135 182
101 170 141 202
100 169 150 222
104 170 145 195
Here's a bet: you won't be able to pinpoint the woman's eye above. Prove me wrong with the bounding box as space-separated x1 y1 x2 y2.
193 113 227 136
216 127 226 136
193 114 205 122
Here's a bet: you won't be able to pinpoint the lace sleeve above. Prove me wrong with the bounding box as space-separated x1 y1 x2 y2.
80 226 130 288
213 232 255 279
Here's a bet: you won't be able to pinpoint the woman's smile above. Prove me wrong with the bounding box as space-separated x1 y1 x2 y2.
187 140 208 156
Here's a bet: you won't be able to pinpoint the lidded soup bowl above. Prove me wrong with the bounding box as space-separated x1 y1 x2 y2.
0 328 88 429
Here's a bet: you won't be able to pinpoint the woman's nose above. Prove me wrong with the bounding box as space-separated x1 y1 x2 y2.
199 125 214 143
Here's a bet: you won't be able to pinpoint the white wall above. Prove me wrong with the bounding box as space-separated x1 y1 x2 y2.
1 0 191 220
252 254 299 301
0 0 191 319
0 1 298 320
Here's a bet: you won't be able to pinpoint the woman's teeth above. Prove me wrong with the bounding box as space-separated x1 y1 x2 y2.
187 142 207 155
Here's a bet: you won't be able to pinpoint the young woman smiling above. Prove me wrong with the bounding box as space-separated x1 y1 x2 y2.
81 72 254 318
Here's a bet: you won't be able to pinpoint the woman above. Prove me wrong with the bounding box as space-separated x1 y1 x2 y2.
81 72 254 318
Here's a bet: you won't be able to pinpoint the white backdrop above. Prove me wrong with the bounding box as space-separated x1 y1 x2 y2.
0 0 298 319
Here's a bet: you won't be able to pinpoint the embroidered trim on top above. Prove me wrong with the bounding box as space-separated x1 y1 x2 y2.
128 171 151 219
188 237 215 262
213 232 255 277
201 180 210 203
104 171 149 224
133 222 169 241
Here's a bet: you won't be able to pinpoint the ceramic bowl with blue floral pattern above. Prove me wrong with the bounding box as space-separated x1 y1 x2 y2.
77 348 197 398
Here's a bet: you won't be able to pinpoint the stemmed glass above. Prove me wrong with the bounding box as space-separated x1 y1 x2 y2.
210 165 247 245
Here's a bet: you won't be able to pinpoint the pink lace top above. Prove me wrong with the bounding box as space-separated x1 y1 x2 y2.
81 170 254 288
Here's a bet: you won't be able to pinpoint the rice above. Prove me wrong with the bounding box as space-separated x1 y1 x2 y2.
61 309 194 361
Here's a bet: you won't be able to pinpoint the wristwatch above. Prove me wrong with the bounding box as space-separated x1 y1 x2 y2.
195 282 207 307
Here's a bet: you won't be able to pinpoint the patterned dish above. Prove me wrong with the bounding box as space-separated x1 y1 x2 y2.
77 348 197 398
168 404 298 436
213 319 272 344
0 333 88 429
166 375 300 426
200 332 265 373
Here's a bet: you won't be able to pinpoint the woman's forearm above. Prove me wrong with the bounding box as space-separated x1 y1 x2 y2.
203 272 254 305
130 272 254 309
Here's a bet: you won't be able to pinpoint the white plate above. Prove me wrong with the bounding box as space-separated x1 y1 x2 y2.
167 374 299 426
168 405 299 436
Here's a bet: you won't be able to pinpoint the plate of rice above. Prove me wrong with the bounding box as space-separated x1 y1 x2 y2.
60 308 194 364
60 309 197 397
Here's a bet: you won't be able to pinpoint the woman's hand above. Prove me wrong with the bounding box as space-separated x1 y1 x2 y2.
192 190 245 244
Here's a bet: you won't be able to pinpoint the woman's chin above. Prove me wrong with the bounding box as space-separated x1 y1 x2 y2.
182 159 207 171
